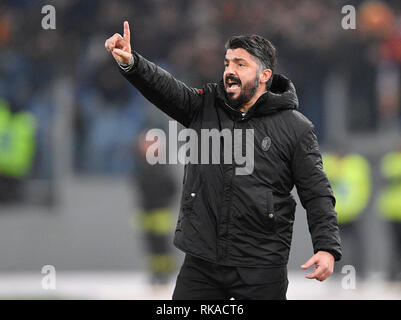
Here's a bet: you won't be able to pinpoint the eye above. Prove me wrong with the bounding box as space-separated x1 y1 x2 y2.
239 63 245 67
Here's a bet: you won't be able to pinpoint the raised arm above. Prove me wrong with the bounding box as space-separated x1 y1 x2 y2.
105 21 204 127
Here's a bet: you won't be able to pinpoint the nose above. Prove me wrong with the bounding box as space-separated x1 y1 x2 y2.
225 63 236 76
224 70 238 84
225 60 239 75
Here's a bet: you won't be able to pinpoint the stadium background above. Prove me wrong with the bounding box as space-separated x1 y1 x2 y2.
1 0 401 299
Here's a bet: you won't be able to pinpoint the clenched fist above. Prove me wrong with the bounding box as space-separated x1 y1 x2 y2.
105 21 132 64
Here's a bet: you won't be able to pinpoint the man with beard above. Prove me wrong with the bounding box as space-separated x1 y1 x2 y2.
105 21 342 300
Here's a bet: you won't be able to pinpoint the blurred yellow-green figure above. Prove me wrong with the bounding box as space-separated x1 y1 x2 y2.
0 100 36 178
322 152 371 279
322 153 371 224
378 152 401 221
378 151 401 280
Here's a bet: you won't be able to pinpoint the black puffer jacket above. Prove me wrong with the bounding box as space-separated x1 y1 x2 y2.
120 52 342 267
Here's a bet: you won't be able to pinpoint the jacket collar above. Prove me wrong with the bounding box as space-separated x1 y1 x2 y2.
216 74 299 120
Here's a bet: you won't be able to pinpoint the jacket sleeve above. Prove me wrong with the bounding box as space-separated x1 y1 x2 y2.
292 127 342 261
118 51 204 127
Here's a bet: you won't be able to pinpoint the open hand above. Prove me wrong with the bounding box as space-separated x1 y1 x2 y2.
301 251 334 282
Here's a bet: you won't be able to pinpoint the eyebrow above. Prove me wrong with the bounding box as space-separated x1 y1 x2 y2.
224 57 247 63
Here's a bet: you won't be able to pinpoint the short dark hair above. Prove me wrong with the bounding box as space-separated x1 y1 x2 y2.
225 35 277 87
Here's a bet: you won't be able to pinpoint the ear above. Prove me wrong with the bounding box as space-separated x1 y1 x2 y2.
259 69 272 85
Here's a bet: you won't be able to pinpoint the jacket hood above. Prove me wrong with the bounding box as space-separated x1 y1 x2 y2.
216 74 299 119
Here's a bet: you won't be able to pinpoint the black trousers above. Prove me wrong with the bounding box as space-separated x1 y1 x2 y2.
172 254 288 300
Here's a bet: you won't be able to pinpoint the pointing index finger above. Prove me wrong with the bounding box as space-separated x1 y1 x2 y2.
123 21 130 43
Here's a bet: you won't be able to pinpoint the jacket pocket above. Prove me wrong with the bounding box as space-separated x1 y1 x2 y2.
181 167 203 217
265 189 276 231
182 191 197 216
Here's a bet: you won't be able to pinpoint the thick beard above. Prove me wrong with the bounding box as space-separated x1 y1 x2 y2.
226 75 259 109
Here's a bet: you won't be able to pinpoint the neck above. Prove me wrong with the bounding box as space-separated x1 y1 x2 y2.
239 88 267 113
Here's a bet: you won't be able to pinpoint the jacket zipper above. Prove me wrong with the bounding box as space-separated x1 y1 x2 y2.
224 102 246 120
219 102 246 262
223 108 244 261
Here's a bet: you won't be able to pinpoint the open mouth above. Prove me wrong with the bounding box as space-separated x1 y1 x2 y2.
225 77 241 92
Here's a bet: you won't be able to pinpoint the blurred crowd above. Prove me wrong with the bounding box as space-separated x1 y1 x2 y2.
0 0 400 179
